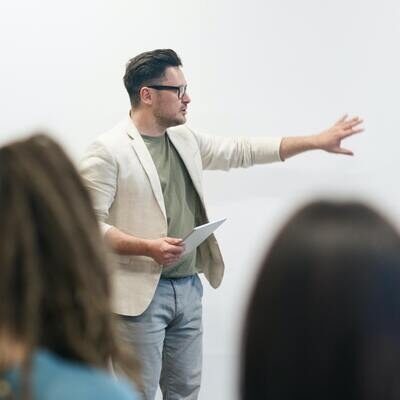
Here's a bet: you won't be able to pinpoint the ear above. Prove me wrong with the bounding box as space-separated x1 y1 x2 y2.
139 87 153 106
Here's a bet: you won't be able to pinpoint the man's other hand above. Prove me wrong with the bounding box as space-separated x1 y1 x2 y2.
147 237 185 266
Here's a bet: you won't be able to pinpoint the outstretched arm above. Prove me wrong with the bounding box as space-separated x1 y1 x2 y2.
279 115 363 160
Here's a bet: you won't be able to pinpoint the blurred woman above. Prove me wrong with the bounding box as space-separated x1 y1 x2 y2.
0 134 140 400
241 201 400 400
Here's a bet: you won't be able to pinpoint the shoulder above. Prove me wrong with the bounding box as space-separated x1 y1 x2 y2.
87 118 132 156
34 351 139 400
167 124 204 146
168 124 194 136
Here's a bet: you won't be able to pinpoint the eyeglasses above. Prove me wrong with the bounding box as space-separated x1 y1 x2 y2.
147 84 187 99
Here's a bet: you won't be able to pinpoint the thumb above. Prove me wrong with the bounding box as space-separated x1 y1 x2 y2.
336 147 354 156
165 237 183 245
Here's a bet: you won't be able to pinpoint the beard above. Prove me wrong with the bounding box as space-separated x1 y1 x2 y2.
154 109 186 129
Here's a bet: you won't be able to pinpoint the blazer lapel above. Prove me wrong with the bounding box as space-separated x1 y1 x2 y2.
125 119 167 219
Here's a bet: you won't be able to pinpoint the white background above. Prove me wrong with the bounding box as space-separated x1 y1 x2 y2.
1 1 400 399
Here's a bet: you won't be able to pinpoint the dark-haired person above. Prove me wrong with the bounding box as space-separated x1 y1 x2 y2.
0 134 139 400
79 49 363 400
241 201 400 400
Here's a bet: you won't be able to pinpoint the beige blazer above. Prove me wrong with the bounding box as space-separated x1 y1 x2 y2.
79 116 282 316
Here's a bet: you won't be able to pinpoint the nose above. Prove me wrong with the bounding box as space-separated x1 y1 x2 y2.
182 92 191 104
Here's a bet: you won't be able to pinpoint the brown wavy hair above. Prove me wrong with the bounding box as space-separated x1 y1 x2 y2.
0 134 140 398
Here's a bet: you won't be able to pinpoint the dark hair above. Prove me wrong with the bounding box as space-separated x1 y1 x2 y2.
123 48 182 107
0 134 140 398
241 201 400 400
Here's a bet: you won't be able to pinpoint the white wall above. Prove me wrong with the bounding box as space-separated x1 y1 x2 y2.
1 1 400 399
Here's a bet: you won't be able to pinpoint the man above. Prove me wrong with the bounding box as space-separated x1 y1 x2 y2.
79 49 363 400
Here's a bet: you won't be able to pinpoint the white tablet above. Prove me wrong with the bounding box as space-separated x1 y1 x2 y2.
182 218 227 256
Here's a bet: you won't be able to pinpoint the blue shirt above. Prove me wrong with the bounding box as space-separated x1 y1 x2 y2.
2 349 138 400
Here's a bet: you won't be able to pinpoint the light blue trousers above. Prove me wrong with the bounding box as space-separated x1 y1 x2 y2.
118 274 203 400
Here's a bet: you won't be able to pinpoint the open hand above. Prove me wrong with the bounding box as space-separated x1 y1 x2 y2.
316 114 363 155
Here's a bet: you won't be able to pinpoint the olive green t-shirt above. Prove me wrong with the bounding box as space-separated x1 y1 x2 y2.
141 133 200 278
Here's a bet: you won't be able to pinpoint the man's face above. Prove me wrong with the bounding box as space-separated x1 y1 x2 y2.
150 66 191 128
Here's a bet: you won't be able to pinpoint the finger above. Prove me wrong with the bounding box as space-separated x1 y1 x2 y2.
336 147 354 156
335 114 348 124
164 258 180 266
165 237 184 245
163 255 178 263
167 245 184 255
344 118 363 128
341 128 364 138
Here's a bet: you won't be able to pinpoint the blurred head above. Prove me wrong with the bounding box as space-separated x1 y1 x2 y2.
241 201 400 400
0 134 139 384
124 49 190 127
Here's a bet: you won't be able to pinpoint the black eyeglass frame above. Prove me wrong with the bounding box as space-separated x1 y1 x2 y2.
146 85 187 99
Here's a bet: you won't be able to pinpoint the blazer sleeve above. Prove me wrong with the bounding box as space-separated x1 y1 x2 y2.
79 141 118 236
190 128 283 171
